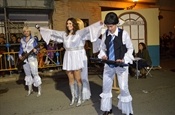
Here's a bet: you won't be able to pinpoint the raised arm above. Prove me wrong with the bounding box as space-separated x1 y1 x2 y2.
77 21 104 42
36 25 65 45
98 33 107 59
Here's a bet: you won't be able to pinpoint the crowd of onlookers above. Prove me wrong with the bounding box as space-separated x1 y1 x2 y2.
160 31 175 57
0 33 21 52
0 33 20 77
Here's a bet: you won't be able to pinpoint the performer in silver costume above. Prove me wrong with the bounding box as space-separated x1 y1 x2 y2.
19 26 42 97
38 18 103 106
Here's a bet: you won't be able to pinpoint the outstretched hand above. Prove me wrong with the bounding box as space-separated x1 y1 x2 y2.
35 24 40 30
33 48 37 53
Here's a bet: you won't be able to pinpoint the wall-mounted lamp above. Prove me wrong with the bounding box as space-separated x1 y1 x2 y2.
126 0 138 10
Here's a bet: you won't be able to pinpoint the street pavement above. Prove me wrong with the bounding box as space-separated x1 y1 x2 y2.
0 57 175 115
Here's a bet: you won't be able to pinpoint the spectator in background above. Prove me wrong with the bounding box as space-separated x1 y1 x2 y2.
169 31 175 40
163 33 171 55
55 43 64 65
38 43 47 68
10 35 17 43
0 37 5 45
0 37 6 77
168 32 175 56
17 37 21 43
0 37 6 54
45 41 56 65
7 48 15 69
0 33 5 38
10 34 19 52
9 35 19 71
9 34 15 43
135 42 152 78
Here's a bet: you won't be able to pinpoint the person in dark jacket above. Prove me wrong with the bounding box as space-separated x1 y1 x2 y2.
135 42 152 78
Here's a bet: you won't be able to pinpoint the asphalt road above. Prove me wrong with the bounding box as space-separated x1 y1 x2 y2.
0 58 175 115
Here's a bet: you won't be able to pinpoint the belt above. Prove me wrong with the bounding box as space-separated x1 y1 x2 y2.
65 46 84 51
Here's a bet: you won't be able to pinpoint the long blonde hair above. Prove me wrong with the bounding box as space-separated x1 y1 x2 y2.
76 18 84 29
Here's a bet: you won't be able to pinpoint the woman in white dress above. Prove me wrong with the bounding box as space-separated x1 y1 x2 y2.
38 18 103 106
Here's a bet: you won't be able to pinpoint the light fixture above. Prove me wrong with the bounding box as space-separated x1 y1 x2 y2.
126 0 138 10
133 0 138 2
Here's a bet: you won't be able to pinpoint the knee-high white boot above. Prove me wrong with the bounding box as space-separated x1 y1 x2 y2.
76 85 82 107
37 85 41 97
70 84 76 106
27 85 33 96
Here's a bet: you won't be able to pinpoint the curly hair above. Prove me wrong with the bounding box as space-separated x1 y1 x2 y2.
65 18 79 36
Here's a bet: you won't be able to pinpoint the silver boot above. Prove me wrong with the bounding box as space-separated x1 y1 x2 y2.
76 85 82 107
74 81 78 99
70 84 76 106
37 85 41 97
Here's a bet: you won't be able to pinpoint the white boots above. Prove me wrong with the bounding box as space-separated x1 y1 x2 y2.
27 85 41 97
27 85 33 96
70 84 76 106
70 84 82 106
76 85 82 107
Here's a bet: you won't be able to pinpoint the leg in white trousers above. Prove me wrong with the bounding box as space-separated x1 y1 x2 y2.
23 58 42 97
116 66 133 115
100 65 115 112
100 65 133 115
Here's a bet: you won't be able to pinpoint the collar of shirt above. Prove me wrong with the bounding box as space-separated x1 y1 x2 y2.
107 27 119 36
107 27 119 40
23 35 32 43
